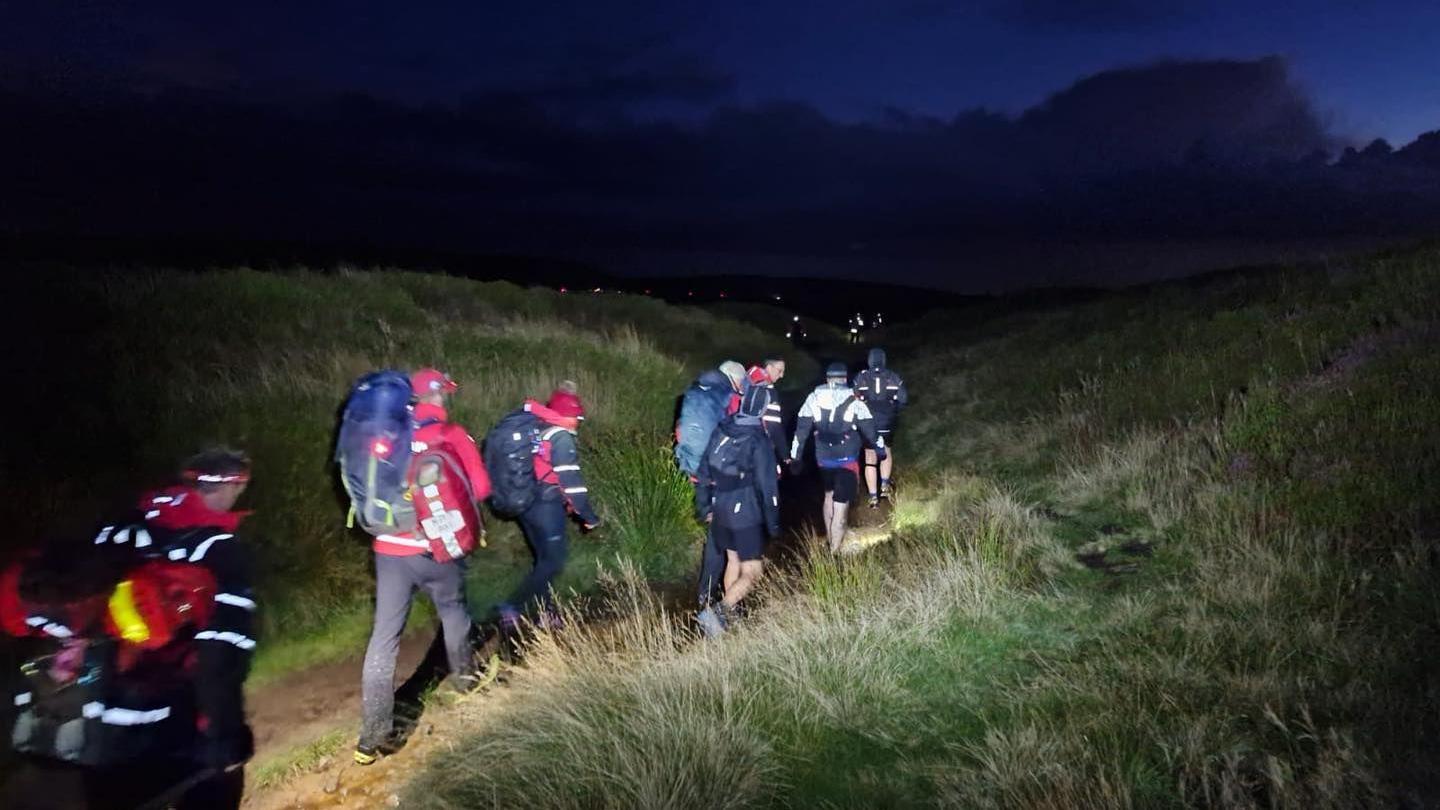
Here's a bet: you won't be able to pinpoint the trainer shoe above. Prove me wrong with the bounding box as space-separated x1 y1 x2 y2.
696 606 725 639
353 745 379 766
867 495 880 509
880 480 893 499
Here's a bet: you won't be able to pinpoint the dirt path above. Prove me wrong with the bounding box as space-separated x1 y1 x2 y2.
247 633 432 764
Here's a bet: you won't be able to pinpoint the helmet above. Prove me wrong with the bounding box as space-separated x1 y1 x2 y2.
411 368 458 397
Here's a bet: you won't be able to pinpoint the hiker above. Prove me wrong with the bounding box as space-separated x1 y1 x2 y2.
490 382 601 633
853 348 908 507
790 362 886 553
746 356 791 467
0 448 257 809
351 368 492 766
694 387 781 636
676 361 748 614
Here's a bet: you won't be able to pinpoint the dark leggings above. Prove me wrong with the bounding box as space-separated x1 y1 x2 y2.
508 497 570 612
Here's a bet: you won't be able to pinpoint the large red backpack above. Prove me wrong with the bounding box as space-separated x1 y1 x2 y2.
1 540 218 765
410 440 484 562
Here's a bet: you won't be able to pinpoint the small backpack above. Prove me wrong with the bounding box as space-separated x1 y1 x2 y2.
484 409 542 517
336 370 419 535
705 427 756 482
815 394 857 450
411 444 484 561
675 381 732 476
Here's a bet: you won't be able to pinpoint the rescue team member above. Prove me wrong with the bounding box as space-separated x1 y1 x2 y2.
853 347 908 507
790 363 886 553
694 387 781 636
746 356 790 466
0 448 257 809
497 382 601 632
688 363 747 617
356 368 491 766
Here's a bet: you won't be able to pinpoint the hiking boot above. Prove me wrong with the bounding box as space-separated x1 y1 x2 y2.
537 609 565 632
498 605 523 636
696 606 725 639
353 745 380 766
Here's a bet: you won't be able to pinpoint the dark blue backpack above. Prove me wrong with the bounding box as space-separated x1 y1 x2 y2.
483 409 542 517
675 379 732 476
336 370 418 535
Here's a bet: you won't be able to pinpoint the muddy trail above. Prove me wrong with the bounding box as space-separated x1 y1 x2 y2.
243 367 896 808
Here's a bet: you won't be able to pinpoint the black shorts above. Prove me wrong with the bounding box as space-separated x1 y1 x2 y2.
871 411 897 436
712 523 766 561
819 466 859 504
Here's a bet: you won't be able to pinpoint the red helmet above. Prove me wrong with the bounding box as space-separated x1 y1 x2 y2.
411 368 458 397
547 388 586 420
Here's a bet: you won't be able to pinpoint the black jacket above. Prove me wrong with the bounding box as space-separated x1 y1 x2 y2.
694 418 781 536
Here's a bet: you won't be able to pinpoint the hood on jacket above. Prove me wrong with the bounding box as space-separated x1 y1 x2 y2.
525 398 580 432
868 348 886 370
697 368 732 390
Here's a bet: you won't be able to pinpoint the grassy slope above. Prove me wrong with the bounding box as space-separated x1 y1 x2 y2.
407 248 1440 808
1 267 811 680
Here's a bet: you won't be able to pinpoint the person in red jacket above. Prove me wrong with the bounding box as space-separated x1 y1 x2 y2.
497 382 601 633
356 368 492 766
746 356 790 466
0 447 256 810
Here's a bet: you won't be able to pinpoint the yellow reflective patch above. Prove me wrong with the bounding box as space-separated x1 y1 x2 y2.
108 580 151 644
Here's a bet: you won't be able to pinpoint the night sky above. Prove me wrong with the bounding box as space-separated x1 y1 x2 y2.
3 1 1439 290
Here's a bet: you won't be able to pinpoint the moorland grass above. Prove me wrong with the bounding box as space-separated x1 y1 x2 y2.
405 248 1440 808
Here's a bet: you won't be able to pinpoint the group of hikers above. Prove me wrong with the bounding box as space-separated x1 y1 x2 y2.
679 350 907 636
0 347 905 808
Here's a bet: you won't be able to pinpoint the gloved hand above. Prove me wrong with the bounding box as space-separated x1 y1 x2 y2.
874 446 888 463
788 458 806 476
767 523 781 538
199 729 253 771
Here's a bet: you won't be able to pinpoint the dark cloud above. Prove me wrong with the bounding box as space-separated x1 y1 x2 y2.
1 57 1436 290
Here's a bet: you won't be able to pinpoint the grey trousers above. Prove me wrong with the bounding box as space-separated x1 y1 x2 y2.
359 552 474 748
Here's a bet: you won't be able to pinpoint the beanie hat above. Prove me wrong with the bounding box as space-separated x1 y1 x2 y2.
825 361 847 380
547 382 586 420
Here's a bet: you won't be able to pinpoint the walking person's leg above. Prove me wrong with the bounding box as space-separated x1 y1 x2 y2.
863 448 880 505
359 554 417 754
720 525 767 610
413 555 475 677
504 498 570 617
696 522 725 609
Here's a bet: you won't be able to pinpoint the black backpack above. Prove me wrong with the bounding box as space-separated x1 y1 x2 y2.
815 394 857 449
483 409 542 517
706 427 756 481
